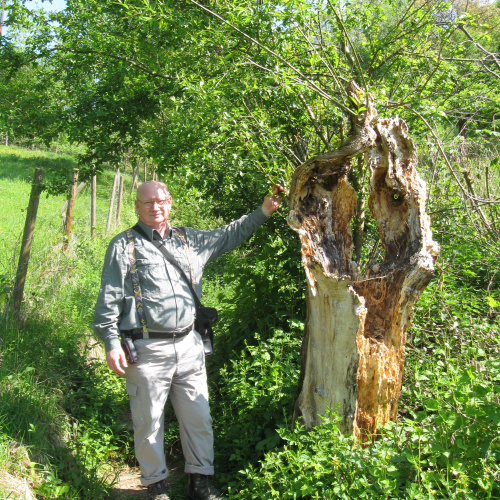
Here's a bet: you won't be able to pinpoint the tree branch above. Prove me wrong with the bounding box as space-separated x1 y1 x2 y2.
185 0 356 117
403 104 495 235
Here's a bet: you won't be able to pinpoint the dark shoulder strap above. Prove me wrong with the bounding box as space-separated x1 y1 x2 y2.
173 227 195 289
125 229 149 337
132 223 149 241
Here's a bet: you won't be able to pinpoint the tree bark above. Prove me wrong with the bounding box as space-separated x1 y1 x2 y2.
287 83 439 438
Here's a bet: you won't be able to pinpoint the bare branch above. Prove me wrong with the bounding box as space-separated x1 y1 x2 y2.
295 91 332 150
459 24 500 72
403 104 495 235
186 0 356 117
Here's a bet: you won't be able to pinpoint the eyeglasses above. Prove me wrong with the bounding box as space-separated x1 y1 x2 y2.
137 200 169 209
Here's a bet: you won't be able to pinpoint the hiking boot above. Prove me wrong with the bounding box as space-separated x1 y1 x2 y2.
147 478 171 500
187 473 224 500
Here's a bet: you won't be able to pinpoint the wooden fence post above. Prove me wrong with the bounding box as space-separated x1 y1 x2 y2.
60 181 87 225
106 168 119 232
116 174 124 226
91 172 97 238
63 169 79 251
11 168 44 318
131 159 141 194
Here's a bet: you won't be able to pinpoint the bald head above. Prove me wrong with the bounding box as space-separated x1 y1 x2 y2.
136 180 169 200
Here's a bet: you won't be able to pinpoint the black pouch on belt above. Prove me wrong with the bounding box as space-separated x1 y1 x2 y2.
120 336 139 364
195 306 218 356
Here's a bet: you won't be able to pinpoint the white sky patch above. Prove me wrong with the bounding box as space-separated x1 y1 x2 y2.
2 0 67 37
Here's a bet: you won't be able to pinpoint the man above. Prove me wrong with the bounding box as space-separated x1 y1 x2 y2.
93 180 283 500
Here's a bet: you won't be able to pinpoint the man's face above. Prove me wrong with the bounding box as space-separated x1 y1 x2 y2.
135 185 172 229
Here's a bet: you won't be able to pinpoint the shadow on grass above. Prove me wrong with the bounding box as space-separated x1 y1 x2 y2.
0 148 126 199
0 312 131 499
0 151 78 182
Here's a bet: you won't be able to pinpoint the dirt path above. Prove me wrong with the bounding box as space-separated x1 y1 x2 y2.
110 441 185 499
110 467 148 499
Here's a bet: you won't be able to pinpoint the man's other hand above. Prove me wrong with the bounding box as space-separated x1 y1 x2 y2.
106 347 128 375
262 184 285 217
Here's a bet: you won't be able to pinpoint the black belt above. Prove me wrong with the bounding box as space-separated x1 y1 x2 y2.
124 324 194 341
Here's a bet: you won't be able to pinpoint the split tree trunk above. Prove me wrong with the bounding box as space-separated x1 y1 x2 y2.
287 84 439 438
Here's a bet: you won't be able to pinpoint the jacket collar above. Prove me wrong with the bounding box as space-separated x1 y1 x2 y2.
136 219 172 240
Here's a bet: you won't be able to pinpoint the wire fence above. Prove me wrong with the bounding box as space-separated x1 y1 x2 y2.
0 164 139 314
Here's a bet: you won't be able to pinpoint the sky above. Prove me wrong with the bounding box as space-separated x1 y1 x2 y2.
2 0 67 37
26 0 67 10
18 0 67 11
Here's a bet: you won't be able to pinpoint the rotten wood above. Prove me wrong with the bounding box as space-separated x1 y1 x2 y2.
287 83 439 438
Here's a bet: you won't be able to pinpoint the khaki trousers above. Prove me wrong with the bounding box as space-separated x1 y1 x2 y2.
125 330 214 486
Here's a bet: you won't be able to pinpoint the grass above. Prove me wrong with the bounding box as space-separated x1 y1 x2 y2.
0 145 138 498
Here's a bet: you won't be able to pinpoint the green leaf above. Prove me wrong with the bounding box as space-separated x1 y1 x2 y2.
486 296 500 308
423 398 439 411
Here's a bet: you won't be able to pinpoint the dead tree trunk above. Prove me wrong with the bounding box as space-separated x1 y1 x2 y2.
287 84 439 439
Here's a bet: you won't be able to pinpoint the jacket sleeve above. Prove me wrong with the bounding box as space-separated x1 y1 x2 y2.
93 237 128 353
188 207 269 268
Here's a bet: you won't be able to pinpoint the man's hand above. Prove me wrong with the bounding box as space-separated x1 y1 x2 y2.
261 184 285 217
106 347 128 376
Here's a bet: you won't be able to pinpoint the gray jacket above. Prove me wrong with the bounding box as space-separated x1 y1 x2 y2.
93 208 268 352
